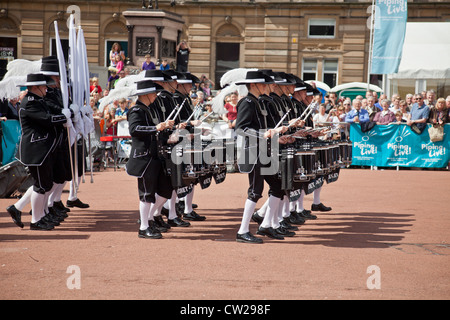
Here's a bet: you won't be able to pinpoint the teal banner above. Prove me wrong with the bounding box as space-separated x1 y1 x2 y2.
371 0 408 74
350 123 450 168
1 120 21 166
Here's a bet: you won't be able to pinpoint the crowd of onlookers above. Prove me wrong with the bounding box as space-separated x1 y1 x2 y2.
310 89 450 132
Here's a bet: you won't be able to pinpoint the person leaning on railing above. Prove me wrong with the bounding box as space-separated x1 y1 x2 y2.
428 98 448 127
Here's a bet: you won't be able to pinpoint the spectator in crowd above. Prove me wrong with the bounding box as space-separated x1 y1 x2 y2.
142 54 156 71
373 99 396 125
159 59 170 71
176 40 191 72
223 91 238 129
374 93 386 110
196 90 205 105
105 104 117 136
345 99 369 124
425 90 436 107
90 77 102 96
199 82 210 98
115 98 129 124
114 69 126 88
328 92 338 108
313 104 329 127
366 96 379 121
342 99 352 114
389 96 401 114
107 70 119 90
109 42 125 70
372 91 379 104
361 98 368 110
405 93 414 108
114 54 124 74
392 111 406 124
446 96 450 118
399 100 410 121
407 93 430 128
428 98 448 126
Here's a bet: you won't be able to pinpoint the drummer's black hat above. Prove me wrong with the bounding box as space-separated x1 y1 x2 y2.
235 70 274 85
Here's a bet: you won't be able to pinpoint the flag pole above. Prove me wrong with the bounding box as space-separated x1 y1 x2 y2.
367 0 376 91
54 20 76 189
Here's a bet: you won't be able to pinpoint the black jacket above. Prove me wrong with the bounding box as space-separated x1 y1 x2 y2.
126 100 161 178
17 92 67 166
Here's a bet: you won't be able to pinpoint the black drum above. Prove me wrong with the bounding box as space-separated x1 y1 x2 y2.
312 144 329 175
293 149 316 181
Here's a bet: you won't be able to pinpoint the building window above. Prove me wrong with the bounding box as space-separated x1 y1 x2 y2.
308 18 336 38
302 59 317 81
323 59 338 88
50 38 69 62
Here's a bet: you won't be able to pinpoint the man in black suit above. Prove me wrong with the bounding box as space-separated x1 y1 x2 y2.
16 73 71 230
126 79 175 239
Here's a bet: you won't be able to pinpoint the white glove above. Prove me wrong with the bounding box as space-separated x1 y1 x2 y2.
69 104 80 115
61 108 71 120
64 117 73 128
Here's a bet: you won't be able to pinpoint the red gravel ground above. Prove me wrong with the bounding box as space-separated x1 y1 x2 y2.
0 167 449 301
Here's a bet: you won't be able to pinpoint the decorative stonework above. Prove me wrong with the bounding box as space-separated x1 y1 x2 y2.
136 37 155 56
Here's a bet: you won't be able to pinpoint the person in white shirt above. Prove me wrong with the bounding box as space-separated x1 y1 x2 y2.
312 104 329 127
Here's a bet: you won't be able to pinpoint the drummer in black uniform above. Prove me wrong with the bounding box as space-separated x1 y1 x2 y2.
126 79 175 239
234 70 294 243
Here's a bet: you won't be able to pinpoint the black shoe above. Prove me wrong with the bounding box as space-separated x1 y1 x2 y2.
53 200 70 213
298 209 317 220
168 217 190 227
192 203 198 209
257 226 284 240
288 211 305 225
236 232 263 244
311 203 332 212
48 207 65 222
138 226 162 239
275 226 295 237
153 215 170 232
6 205 24 228
41 213 60 226
281 218 298 231
30 219 54 230
183 211 206 221
251 211 264 225
66 198 90 209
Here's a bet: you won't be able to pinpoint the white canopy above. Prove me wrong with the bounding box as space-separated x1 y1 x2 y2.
390 22 450 79
331 82 383 93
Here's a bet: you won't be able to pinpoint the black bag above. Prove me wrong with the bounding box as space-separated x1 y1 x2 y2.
0 160 30 198
411 123 426 134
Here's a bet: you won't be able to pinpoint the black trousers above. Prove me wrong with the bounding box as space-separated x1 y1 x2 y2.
137 158 173 203
28 155 54 194
53 143 72 184
247 163 284 202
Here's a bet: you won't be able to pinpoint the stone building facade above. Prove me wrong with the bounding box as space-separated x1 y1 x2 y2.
0 0 449 89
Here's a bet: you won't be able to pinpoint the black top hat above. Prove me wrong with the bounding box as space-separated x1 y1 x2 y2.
40 63 60 77
42 56 58 63
275 72 296 85
293 76 307 92
235 70 274 85
132 79 164 96
260 69 284 84
162 69 182 81
182 72 200 84
17 73 51 87
143 69 173 82
305 82 320 96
